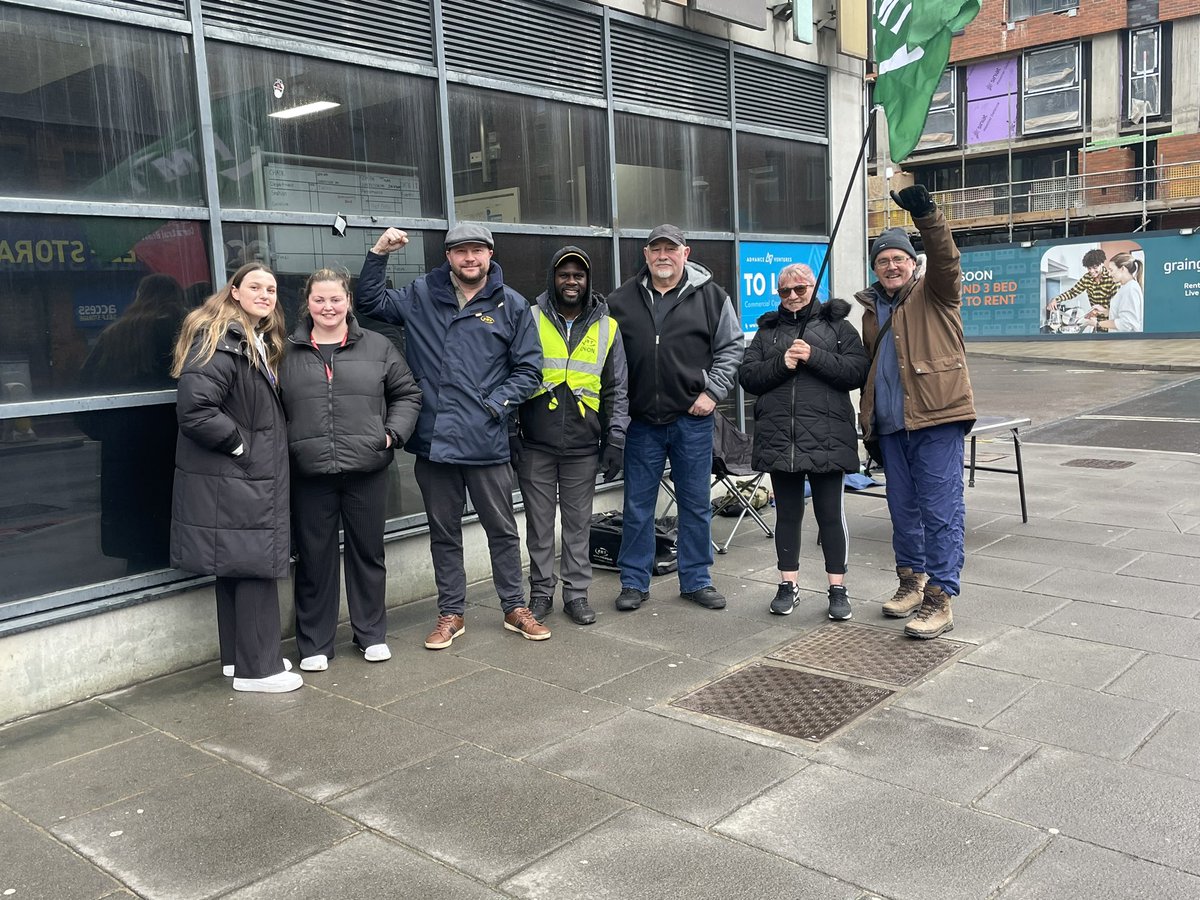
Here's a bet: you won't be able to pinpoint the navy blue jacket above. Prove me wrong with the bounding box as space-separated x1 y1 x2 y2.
356 253 541 465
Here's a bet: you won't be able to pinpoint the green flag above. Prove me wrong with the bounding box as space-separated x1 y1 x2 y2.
873 0 980 162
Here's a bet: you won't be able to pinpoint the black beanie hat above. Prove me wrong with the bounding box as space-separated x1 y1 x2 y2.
870 228 917 267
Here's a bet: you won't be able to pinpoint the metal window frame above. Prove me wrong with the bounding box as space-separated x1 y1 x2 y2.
1127 25 1162 119
1021 42 1082 136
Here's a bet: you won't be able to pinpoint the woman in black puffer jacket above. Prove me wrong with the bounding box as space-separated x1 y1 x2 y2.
739 263 869 621
280 268 421 673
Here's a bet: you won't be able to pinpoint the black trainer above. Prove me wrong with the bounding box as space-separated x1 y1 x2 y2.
769 581 800 615
827 585 852 620
615 587 649 611
563 598 597 625
680 586 726 609
529 596 552 622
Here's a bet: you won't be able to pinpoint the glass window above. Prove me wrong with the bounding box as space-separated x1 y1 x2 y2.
916 70 957 152
1009 0 1077 20
1022 45 1081 134
487 235 614 308
1129 27 1161 119
207 43 444 218
448 87 609 227
0 215 211 402
617 238 735 299
737 133 827 235
615 114 732 231
0 7 203 204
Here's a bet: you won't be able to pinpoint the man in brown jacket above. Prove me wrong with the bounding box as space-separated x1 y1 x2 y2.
855 184 976 639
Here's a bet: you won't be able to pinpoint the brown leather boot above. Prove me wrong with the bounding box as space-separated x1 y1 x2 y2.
424 614 465 650
904 585 953 639
882 566 929 618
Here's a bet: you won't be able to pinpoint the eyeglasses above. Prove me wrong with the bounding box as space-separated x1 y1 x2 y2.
777 285 811 298
874 255 912 268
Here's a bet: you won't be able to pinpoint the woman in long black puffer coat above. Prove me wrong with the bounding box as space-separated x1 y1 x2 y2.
739 263 869 621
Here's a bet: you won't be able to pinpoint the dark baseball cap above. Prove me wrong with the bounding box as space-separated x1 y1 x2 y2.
444 223 494 249
646 224 686 247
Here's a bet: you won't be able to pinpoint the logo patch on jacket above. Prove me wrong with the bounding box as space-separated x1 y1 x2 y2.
577 335 598 355
479 315 495 324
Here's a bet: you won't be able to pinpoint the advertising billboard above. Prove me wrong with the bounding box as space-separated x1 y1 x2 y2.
739 240 831 335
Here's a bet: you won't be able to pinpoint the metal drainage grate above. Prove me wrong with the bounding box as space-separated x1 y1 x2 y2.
768 623 961 686
672 663 892 742
1062 458 1134 469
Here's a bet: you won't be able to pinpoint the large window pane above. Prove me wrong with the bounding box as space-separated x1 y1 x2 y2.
736 133 827 234
208 44 443 218
448 87 609 227
615 114 732 231
0 215 211 402
0 7 203 204
618 238 734 297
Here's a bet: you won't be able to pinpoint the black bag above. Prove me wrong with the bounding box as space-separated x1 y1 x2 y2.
589 511 677 575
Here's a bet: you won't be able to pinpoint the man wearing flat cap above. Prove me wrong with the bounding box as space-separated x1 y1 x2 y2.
855 186 976 640
606 224 744 614
357 224 547 648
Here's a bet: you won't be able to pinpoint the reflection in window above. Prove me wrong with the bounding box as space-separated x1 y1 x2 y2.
0 7 202 204
615 114 732 231
916 70 958 152
736 134 827 235
617 238 734 298
1129 27 1161 119
0 215 211 401
487 234 613 308
208 43 444 218
1022 44 1081 134
448 87 609 227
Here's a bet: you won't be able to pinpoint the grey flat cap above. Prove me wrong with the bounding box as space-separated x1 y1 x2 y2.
444 223 494 249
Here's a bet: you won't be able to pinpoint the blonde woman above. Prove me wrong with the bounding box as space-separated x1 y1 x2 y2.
1095 252 1144 333
170 264 301 693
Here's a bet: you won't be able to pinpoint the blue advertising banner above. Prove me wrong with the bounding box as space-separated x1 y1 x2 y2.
739 241 830 334
958 231 1200 337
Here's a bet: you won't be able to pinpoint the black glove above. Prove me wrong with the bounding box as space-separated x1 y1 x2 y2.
890 184 935 218
599 445 623 482
508 435 523 468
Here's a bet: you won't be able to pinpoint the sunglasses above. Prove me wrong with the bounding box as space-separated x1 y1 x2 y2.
777 285 811 299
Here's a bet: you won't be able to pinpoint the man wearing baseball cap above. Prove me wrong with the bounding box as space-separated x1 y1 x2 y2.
605 224 744 614
855 186 976 639
356 224 547 648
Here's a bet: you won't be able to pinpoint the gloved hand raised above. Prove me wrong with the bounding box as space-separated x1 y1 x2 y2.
599 445 623 482
889 184 935 219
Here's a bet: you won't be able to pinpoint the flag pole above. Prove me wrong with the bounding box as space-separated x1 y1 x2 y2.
815 104 880 300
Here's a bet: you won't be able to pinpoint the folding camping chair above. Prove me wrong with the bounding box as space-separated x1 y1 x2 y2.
660 411 774 554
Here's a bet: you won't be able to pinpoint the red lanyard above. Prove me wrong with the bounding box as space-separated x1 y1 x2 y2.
310 332 348 382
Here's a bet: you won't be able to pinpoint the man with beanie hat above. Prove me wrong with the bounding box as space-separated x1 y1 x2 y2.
356 225 549 648
855 185 976 640
512 247 630 626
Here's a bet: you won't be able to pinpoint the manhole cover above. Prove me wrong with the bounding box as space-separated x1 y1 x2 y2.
0 502 62 523
1062 458 1134 469
672 663 892 742
768 623 961 686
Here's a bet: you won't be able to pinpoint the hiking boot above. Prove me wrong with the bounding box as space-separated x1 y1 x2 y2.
504 607 552 640
529 596 553 622
563 598 597 625
769 581 800 615
905 585 954 639
882 566 929 618
827 585 852 620
616 587 649 611
424 614 465 650
680 586 726 609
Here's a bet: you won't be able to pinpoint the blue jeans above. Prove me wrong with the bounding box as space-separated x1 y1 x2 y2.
878 423 968 596
618 415 714 593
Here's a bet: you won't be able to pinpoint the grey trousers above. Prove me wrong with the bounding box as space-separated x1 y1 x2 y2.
517 448 599 606
414 457 525 616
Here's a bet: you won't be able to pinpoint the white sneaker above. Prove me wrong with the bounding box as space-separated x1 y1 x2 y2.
224 659 292 678
299 654 329 672
232 670 303 693
362 643 391 662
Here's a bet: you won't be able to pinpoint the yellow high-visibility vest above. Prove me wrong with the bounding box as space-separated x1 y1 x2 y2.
530 306 615 415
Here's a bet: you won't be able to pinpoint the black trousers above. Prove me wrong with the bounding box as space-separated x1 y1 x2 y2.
291 467 389 658
215 576 284 680
414 457 524 616
770 470 849 575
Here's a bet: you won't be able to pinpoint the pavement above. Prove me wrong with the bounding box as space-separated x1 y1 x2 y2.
3 339 1200 900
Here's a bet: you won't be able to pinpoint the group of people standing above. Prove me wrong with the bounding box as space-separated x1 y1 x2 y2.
168 185 975 695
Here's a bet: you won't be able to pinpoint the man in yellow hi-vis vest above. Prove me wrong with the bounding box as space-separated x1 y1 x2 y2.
512 247 629 626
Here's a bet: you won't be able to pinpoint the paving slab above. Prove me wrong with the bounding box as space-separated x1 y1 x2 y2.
526 709 806 827
1109 528 1200 558
592 597 778 657
984 681 1170 760
330 744 629 884
223 832 508 899
895 661 1037 726
1035 601 1200 659
947 583 1071 628
51 765 356 900
812 707 1034 804
0 701 150 783
584 654 728 709
963 628 1142 689
1105 653 1200 712
1130 710 1200 781
716 763 1043 900
0 805 119 900
305 640 486 707
1024 567 1200 617
972 515 1131 546
995 835 1200 899
979 746 1200 874
501 807 859 900
385 668 623 757
1118 550 1200 585
973 534 1144 573
960 554 1062 591
701 621 799 667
